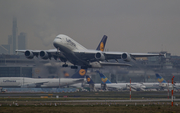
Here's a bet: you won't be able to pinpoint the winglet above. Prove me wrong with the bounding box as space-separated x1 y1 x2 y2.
96 35 107 51
156 73 167 83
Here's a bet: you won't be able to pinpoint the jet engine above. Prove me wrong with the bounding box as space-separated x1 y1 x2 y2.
24 50 34 59
95 52 105 61
121 52 131 62
40 51 49 59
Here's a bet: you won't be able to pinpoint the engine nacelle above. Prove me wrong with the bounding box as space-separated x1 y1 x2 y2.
24 50 34 59
95 52 105 61
121 52 131 62
40 51 49 59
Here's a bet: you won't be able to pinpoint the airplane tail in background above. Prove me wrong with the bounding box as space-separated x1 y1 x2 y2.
156 73 167 83
63 71 70 78
96 35 107 51
96 71 111 84
86 75 94 84
71 69 87 78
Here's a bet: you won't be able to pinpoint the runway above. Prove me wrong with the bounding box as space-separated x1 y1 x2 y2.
45 99 180 103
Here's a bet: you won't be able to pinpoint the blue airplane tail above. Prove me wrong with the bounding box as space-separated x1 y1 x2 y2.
63 71 70 78
71 69 87 78
156 73 167 83
96 35 107 51
96 70 111 84
86 75 94 84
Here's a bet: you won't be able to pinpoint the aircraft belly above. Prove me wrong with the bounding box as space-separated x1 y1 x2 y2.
0 82 21 87
64 52 89 66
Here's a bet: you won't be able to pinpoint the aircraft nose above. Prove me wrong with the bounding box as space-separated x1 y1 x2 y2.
53 38 60 48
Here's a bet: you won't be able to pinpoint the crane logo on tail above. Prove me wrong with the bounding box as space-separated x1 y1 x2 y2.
79 69 86 76
64 72 69 77
87 77 91 82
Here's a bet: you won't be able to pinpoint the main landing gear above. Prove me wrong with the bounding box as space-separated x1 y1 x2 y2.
62 64 68 67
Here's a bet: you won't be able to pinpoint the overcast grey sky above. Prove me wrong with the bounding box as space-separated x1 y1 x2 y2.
0 0 180 55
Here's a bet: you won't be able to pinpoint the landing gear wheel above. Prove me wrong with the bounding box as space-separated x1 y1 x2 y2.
62 64 68 67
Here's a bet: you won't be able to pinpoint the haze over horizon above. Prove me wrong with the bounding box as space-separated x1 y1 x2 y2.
0 0 180 55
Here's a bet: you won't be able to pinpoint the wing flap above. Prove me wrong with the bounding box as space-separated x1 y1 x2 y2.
100 62 131 66
74 50 163 62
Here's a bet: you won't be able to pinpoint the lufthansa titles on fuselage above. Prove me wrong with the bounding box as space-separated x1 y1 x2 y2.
66 38 76 48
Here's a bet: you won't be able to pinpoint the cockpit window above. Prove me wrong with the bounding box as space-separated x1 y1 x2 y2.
56 37 61 39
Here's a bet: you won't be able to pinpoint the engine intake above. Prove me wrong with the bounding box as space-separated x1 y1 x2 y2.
95 52 105 61
24 50 34 59
121 53 131 62
40 51 49 59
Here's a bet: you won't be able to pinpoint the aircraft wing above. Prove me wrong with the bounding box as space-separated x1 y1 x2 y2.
16 49 57 55
16 49 67 61
74 50 163 62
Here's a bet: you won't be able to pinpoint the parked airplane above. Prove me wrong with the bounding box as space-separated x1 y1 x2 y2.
16 34 163 69
69 75 93 89
155 73 180 89
96 71 146 91
141 82 159 90
0 69 87 88
156 73 170 89
141 73 177 91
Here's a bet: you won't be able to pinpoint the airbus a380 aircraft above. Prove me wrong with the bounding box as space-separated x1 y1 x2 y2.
16 34 163 69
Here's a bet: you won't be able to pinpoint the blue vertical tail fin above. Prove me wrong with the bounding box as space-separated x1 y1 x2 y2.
156 73 167 83
96 70 111 84
96 35 107 51
63 71 70 78
86 75 94 84
71 69 87 78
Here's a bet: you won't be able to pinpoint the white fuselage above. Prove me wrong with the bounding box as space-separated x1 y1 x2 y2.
0 77 84 88
93 83 146 90
53 34 89 66
142 83 160 89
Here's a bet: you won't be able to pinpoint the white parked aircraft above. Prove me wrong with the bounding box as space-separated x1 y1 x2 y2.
0 69 87 88
0 77 84 88
95 71 146 91
16 34 163 69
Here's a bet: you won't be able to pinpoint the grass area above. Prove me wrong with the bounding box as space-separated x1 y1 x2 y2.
0 91 180 101
1 91 180 100
1 91 180 112
0 105 180 113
